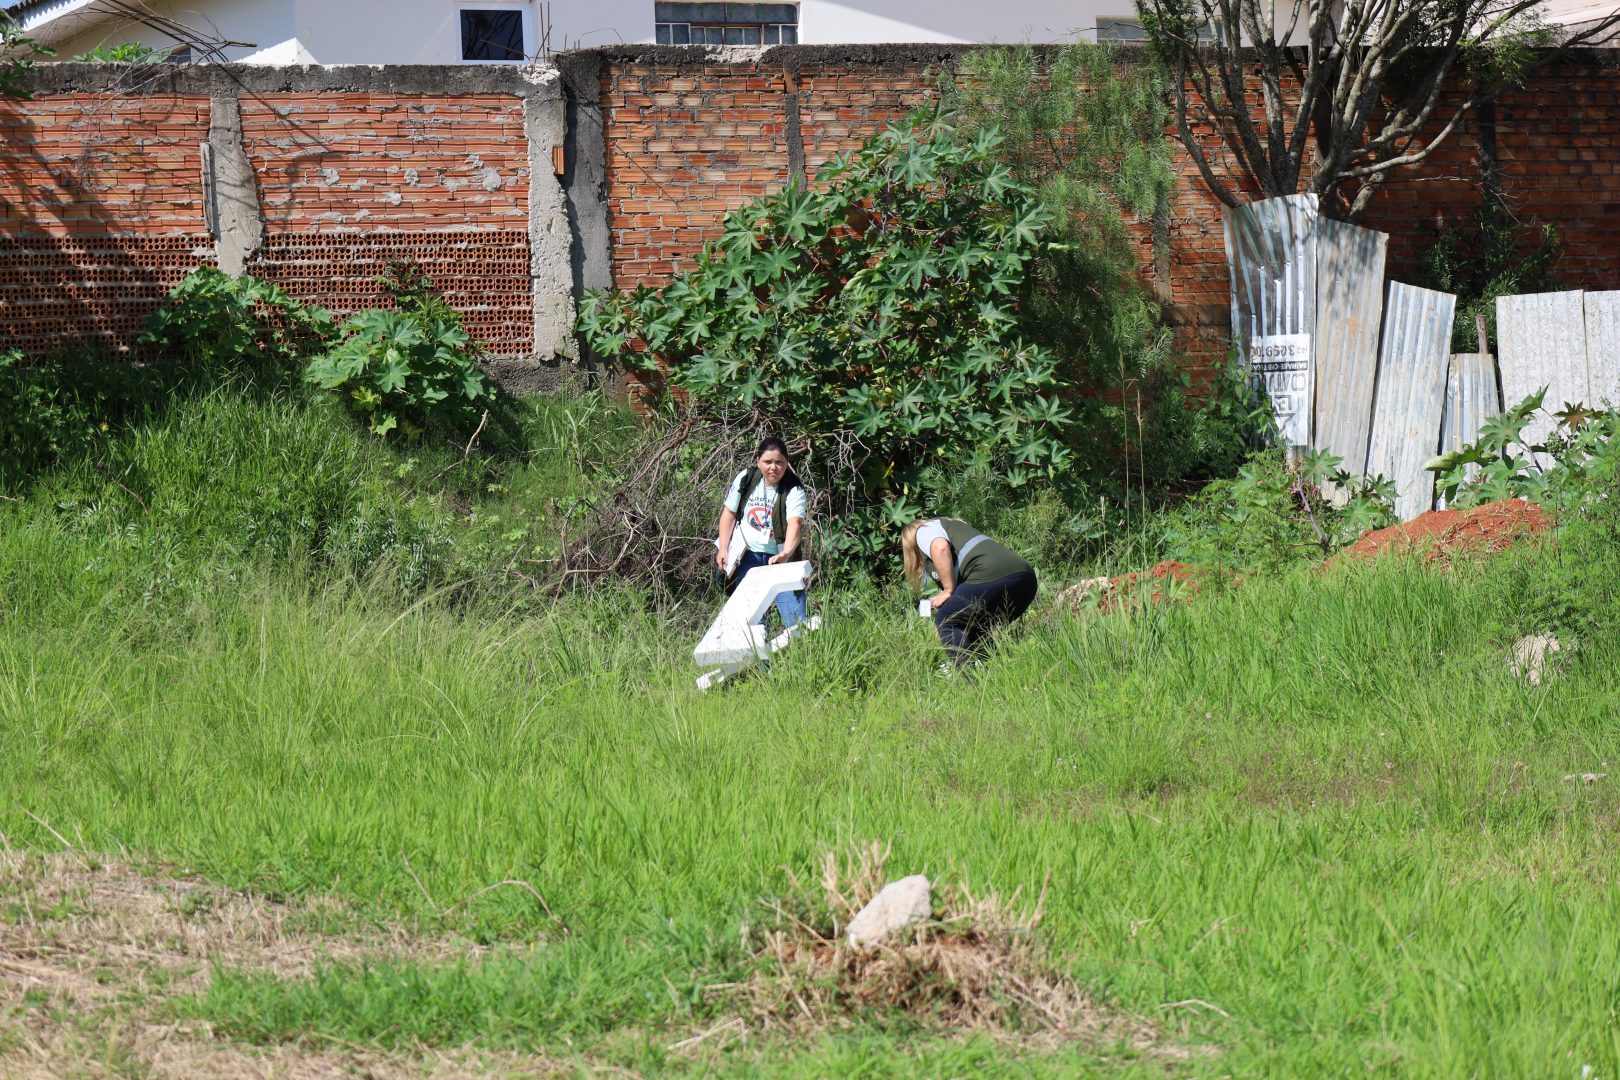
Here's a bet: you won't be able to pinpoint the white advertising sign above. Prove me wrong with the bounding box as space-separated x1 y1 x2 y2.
1250 333 1312 449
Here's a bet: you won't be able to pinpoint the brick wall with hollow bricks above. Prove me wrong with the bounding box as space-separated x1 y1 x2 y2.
3 52 1620 387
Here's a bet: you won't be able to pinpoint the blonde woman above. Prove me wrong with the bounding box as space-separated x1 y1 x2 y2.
901 517 1036 667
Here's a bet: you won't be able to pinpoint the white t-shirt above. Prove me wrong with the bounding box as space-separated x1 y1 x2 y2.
725 469 808 555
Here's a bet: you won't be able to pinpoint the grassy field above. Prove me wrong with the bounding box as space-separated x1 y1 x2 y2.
3 383 1618 1076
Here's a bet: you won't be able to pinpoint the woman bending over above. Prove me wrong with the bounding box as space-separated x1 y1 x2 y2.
901 517 1036 667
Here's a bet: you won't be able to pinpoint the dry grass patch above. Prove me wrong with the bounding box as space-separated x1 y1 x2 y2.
684 843 1189 1063
0 847 571 1079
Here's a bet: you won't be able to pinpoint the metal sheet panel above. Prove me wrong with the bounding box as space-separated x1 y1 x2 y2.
1223 194 1319 452
1223 194 1319 346
1314 217 1388 475
1582 290 1620 406
1498 291 1588 455
1435 352 1502 510
1367 282 1456 521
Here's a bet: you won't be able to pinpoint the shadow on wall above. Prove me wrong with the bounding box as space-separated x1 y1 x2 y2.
0 87 217 358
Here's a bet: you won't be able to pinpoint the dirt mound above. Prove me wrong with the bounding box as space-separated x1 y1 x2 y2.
1336 498 1553 567
1058 561 1227 614
706 842 1195 1062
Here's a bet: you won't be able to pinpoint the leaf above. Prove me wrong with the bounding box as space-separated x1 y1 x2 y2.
374 349 411 394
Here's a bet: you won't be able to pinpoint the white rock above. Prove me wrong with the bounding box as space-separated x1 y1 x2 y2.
845 875 931 948
1509 634 1562 686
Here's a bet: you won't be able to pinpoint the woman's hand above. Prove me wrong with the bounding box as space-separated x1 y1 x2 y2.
930 590 953 610
715 545 729 571
767 551 790 565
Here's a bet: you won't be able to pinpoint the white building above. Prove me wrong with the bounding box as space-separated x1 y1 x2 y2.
0 0 1150 63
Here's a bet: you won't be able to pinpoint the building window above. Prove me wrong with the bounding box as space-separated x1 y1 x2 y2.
655 3 798 45
461 8 528 61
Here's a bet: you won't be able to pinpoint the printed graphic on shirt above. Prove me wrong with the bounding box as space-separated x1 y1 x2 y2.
725 470 807 555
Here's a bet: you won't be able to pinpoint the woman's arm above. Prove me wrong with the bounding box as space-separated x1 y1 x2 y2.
768 516 804 565
715 506 738 569
927 536 955 608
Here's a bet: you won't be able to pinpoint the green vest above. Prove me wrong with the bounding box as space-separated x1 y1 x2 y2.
935 518 1031 586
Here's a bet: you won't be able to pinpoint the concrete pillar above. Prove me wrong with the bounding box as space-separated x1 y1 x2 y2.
558 52 612 367
205 85 264 277
522 65 575 362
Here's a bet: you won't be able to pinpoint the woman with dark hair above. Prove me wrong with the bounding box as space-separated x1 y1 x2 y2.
900 517 1037 668
714 436 809 627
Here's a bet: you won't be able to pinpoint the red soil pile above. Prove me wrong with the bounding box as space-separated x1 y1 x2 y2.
1061 560 1226 613
1335 498 1554 567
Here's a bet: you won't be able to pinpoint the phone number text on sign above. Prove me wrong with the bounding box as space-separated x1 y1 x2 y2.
1249 333 1312 448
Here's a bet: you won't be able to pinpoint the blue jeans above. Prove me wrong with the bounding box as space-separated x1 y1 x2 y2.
734 549 807 628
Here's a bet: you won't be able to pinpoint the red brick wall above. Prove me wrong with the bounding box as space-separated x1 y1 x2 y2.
0 83 534 357
598 54 1256 382
0 94 213 352
602 65 793 285
594 50 1620 390
1492 64 1620 290
5 53 1620 378
238 92 533 355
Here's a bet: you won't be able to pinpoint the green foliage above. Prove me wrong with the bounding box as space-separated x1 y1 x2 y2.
1491 452 1620 641
0 23 54 99
72 41 169 62
941 42 1194 494
1414 201 1561 353
579 107 1075 563
138 267 335 367
1166 448 1397 571
0 350 146 489
1427 388 1620 511
305 268 497 440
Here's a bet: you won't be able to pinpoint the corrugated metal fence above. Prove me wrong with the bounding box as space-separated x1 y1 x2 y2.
1224 195 1620 520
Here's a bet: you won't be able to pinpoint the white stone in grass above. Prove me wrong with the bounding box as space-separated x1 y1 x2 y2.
1509 633 1562 686
845 875 931 949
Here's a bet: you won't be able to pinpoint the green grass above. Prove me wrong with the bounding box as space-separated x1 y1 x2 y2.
3 381 1619 1075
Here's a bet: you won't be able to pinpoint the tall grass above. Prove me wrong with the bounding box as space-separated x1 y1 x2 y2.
5 547 1619 1073
3 381 1619 1074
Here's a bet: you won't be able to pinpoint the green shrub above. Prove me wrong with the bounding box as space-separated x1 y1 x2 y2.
72 42 169 62
138 267 335 367
305 270 497 440
1414 200 1561 354
942 42 1208 497
579 107 1075 565
0 23 54 100
1164 449 1396 572
1427 389 1620 511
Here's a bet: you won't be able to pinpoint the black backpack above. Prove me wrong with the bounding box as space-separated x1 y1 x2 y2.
733 467 801 547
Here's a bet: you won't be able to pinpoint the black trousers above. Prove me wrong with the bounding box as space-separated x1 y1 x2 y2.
933 569 1038 666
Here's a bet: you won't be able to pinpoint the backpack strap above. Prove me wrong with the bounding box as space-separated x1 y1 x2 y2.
734 467 759 510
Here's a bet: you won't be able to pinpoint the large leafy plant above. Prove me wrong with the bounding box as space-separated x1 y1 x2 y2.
1427 389 1620 511
577 107 1076 562
305 272 495 439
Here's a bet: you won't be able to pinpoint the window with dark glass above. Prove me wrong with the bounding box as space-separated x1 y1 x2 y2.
655 3 798 45
461 9 527 61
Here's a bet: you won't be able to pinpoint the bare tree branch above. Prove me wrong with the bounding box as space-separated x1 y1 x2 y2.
1136 0 1620 219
